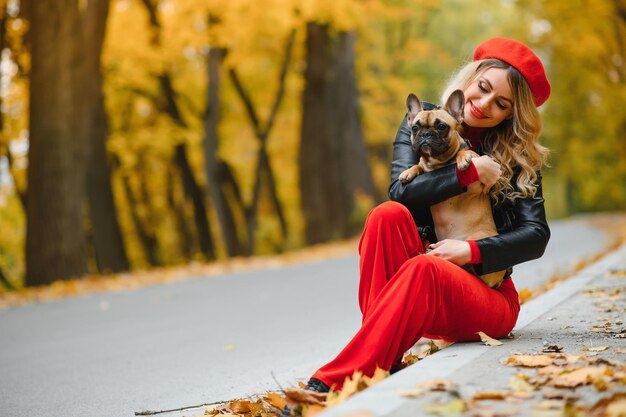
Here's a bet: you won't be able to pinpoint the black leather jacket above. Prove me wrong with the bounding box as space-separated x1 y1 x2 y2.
388 104 550 278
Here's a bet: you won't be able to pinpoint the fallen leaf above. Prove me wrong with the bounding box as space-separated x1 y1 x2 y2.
542 345 563 353
581 346 609 352
593 377 611 392
551 354 584 366
541 387 579 401
510 374 535 392
246 400 265 415
605 397 626 417
590 393 626 417
228 400 251 413
433 339 455 349
421 399 466 415
472 391 507 400
398 387 427 398
477 331 503 346
325 371 364 407
403 351 420 366
419 379 455 391
265 392 287 410
549 366 607 388
534 399 565 410
511 391 534 399
505 354 553 367
363 367 388 387
302 404 326 417
284 387 327 406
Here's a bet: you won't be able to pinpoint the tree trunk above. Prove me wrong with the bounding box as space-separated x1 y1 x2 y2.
299 23 375 244
166 162 194 260
299 23 338 244
174 144 215 260
26 0 88 285
81 0 129 274
333 30 377 230
139 0 217 261
203 47 243 257
228 27 295 254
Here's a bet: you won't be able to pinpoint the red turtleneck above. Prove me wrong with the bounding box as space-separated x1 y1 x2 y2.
455 124 484 188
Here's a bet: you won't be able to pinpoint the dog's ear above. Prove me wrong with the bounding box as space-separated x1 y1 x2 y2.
406 93 423 121
443 90 464 123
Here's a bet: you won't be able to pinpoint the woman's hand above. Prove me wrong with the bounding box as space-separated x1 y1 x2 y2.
472 155 502 193
427 239 471 266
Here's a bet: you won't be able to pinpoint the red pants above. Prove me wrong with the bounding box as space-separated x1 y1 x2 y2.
311 202 520 390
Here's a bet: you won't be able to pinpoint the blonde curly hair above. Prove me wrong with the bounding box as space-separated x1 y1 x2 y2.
441 59 550 204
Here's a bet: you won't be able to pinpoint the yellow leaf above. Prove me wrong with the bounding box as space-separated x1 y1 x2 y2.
283 387 327 406
477 331 503 346
325 371 364 407
363 367 388 387
506 354 553 367
342 370 364 396
265 392 286 410
606 397 626 417
550 366 607 388
421 399 466 416
228 400 251 413
398 387 427 398
581 346 609 352
302 404 326 417
541 387 579 401
510 374 535 392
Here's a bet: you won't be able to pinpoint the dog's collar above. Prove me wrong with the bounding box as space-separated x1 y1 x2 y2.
459 141 470 151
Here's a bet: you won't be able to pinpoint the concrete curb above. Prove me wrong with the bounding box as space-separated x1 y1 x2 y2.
316 244 626 417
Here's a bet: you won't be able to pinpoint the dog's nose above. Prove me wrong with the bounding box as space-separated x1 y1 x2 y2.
420 131 436 141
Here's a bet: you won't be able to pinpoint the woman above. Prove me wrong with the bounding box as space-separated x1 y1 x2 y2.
299 37 551 395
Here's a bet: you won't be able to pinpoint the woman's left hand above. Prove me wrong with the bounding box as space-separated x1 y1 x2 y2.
427 239 471 266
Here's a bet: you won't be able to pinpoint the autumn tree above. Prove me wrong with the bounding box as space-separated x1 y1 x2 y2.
26 0 89 285
80 0 130 274
523 0 626 214
299 22 376 244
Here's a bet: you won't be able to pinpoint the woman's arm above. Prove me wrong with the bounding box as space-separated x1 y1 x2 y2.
388 117 467 209
475 171 551 274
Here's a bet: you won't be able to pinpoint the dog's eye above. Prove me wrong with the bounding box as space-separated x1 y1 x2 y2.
436 122 447 131
411 124 419 134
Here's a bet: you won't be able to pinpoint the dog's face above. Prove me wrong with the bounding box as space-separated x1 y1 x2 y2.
406 90 465 164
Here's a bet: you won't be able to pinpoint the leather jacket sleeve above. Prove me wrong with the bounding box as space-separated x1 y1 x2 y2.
388 116 467 209
476 171 551 274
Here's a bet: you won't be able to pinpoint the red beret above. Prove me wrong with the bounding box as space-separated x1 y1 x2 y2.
473 37 551 107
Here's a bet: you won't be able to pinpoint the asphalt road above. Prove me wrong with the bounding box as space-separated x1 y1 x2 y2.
0 215 617 417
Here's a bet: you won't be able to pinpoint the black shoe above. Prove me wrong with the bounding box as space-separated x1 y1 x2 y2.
281 378 330 417
305 378 330 393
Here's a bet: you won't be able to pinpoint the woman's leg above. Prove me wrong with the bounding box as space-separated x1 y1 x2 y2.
311 255 520 390
358 202 425 320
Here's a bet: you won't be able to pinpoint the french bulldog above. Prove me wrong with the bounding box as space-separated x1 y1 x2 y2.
399 90 506 288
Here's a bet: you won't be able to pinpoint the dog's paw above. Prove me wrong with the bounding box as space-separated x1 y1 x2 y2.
399 171 415 184
456 153 473 170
